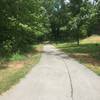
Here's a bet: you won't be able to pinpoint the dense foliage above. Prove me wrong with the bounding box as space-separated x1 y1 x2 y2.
0 0 100 54
0 0 48 55
43 0 100 44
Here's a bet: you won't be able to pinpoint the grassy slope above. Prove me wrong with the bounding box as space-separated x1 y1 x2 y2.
55 35 100 75
0 44 43 94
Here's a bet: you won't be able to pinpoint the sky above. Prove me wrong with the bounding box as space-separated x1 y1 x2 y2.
65 0 94 3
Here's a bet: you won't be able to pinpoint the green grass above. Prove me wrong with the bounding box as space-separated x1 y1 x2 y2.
55 35 100 75
0 44 43 94
9 53 27 61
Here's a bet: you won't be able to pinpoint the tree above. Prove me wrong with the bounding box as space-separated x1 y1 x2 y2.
0 0 49 54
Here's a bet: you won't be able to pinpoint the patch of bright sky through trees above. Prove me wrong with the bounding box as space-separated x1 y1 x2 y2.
65 0 94 4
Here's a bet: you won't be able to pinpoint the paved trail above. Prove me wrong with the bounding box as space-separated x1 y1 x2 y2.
0 45 100 100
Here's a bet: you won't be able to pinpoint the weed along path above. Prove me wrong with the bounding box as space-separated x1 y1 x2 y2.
0 44 100 100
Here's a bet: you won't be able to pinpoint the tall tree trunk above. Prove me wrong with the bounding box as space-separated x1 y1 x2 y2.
76 29 80 46
56 27 60 41
77 33 80 46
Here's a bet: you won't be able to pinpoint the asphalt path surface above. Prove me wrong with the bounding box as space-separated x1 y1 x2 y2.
0 44 100 100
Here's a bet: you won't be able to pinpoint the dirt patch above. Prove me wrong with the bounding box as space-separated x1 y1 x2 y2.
81 35 100 43
8 61 25 69
0 61 26 70
70 53 100 67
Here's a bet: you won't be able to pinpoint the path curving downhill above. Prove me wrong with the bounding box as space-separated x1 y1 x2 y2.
0 44 100 100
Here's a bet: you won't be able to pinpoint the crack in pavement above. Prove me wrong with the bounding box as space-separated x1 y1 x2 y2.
48 49 74 100
63 59 74 100
55 52 74 100
1 45 100 100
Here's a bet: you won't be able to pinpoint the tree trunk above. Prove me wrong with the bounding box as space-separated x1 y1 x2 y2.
76 29 80 46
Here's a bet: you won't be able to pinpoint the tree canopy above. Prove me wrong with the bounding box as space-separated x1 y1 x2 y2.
0 0 100 54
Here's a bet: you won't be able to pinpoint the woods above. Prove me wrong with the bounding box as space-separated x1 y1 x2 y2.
0 0 100 95
0 0 100 54
0 0 48 55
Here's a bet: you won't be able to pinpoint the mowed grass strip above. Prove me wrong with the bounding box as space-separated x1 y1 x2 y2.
55 35 100 75
0 44 43 94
